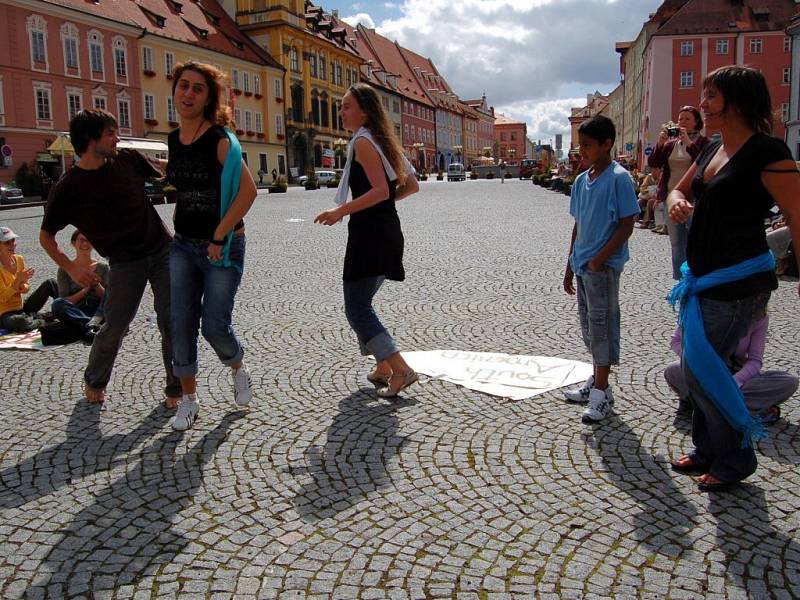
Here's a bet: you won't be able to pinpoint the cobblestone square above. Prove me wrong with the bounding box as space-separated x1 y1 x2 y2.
1 179 799 599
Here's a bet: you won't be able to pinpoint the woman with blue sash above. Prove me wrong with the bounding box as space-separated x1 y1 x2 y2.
165 61 257 431
666 66 800 492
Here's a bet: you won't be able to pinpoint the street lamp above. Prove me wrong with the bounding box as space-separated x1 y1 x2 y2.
334 137 347 169
508 147 516 164
413 141 425 172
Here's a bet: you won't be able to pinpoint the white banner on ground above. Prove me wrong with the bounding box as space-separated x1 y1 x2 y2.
402 350 593 401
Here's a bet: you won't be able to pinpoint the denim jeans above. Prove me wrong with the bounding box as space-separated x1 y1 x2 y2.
683 291 770 483
667 218 689 281
576 267 621 367
170 234 245 378
343 276 398 361
52 295 104 330
84 247 181 398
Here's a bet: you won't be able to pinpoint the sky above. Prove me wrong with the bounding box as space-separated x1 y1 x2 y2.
339 0 664 149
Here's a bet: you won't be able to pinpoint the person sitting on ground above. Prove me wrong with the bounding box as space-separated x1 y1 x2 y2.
51 230 108 344
0 226 58 333
664 308 797 424
636 168 661 229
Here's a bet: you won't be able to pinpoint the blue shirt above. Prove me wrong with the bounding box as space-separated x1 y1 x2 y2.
569 161 639 276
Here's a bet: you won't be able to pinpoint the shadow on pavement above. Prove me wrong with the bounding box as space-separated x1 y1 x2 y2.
0 401 171 511
710 485 800 597
291 388 413 522
584 414 699 552
23 411 243 598
756 418 800 465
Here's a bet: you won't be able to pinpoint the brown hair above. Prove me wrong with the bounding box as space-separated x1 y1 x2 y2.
347 83 407 186
678 106 703 131
171 61 232 127
702 65 772 135
69 109 118 156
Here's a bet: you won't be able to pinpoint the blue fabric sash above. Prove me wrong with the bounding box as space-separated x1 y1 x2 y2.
210 128 242 273
667 252 774 448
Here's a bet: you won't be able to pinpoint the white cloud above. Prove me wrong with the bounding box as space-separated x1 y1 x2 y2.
341 12 376 28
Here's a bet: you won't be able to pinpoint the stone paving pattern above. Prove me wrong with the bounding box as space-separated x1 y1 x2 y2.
0 179 798 599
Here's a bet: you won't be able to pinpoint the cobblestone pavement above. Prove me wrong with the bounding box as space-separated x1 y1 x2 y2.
1 179 799 599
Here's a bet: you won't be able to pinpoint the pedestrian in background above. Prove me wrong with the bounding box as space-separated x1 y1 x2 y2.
562 115 640 422
667 65 800 492
165 61 257 431
315 83 420 398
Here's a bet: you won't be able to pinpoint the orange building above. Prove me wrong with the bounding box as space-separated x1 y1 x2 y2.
493 113 527 163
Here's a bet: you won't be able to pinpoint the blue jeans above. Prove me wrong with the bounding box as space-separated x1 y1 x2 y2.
170 234 245 378
683 292 770 483
52 296 104 330
343 276 398 361
667 218 689 281
576 267 621 367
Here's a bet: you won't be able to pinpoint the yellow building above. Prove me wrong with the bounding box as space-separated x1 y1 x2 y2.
133 0 286 180
234 0 362 178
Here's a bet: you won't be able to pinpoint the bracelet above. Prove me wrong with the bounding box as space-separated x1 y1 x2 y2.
209 238 226 246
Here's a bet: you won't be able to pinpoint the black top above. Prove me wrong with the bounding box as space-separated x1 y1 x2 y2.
342 151 404 281
688 133 790 300
42 150 169 263
167 124 244 240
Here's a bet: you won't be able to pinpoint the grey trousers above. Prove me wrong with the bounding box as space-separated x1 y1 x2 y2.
84 246 181 398
665 361 798 414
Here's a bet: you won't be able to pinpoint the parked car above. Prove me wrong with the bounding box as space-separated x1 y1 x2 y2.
298 170 337 185
0 182 25 205
447 162 465 181
519 159 540 179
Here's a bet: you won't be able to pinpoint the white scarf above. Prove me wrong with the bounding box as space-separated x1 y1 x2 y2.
334 127 399 206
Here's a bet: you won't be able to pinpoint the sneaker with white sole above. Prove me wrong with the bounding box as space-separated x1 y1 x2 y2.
232 365 252 407
171 396 199 431
582 387 613 422
564 375 595 404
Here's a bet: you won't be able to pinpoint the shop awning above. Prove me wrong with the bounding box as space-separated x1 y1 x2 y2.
47 136 74 155
117 139 168 153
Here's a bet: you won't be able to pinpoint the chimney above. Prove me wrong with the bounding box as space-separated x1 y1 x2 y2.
332 9 338 17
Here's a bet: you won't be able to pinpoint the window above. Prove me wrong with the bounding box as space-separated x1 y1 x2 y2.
309 54 317 77
319 55 326 80
346 68 352 87
783 67 791 85
749 38 762 54
290 47 299 72
34 83 52 121
275 114 284 136
320 97 328 127
93 93 107 110
335 63 342 86
61 23 80 72
680 41 694 56
273 78 282 100
785 36 792 53
117 95 131 129
232 68 240 89
113 37 128 79
27 15 48 68
782 102 789 123
255 112 263 133
167 97 176 122
500 132 506 141
67 88 82 119
254 74 261 96
165 51 175 77
715 39 729 55
392 100 400 114
680 71 694 88
234 108 242 128
245 110 252 131
144 93 155 119
243 72 250 93
89 31 104 77
142 47 154 72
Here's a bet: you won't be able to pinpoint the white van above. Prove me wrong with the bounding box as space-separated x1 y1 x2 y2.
447 162 465 181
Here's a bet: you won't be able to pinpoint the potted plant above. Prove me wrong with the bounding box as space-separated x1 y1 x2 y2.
246 130 255 137
420 169 428 181
233 88 243 96
327 176 341 188
254 93 263 100
144 118 158 126
168 120 179 128
268 175 287 193
470 170 478 180
436 169 444 181
486 171 495 179
304 169 319 190
143 69 156 77
256 132 265 139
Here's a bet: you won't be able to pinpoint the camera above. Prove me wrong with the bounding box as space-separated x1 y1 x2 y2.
667 127 680 137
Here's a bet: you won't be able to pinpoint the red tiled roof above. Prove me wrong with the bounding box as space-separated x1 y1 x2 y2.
396 44 461 112
302 1 360 57
654 0 797 35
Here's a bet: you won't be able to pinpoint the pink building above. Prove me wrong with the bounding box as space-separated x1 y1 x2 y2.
640 0 795 164
0 2 144 181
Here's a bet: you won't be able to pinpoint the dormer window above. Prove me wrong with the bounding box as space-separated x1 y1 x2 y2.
171 0 183 13
156 16 166 27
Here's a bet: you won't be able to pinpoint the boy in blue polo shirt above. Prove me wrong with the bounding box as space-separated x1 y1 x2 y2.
562 115 639 422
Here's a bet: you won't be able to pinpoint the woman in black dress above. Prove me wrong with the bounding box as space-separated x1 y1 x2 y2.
667 66 800 491
315 83 420 397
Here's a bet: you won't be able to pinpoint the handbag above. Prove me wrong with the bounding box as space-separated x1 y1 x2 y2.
39 320 84 346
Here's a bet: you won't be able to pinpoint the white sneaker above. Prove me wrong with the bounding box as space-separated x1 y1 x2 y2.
564 375 595 404
582 387 613 422
232 364 252 407
87 315 104 329
171 396 199 431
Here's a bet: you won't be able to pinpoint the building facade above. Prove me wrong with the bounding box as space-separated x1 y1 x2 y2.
786 13 800 157
568 92 609 150
464 95 495 160
493 113 527 162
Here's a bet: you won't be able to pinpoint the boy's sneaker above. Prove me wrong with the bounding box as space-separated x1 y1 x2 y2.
582 387 613 423
171 396 199 431
232 365 252 407
564 375 595 404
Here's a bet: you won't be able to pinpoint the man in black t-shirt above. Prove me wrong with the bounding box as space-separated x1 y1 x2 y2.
40 109 181 406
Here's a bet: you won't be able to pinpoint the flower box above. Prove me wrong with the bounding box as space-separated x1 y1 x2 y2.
254 93 263 100
275 97 283 103
244 91 253 97
235 128 244 135
233 88 242 96
166 73 173 80
169 121 179 128
276 134 285 140
144 118 158 126
256 133 265 139
143 69 156 77
246 130 255 136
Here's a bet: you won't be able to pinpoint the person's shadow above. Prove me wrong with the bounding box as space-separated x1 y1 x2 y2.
583 414 699 552
710 485 800 596
0 401 171 511
24 412 244 597
290 389 413 522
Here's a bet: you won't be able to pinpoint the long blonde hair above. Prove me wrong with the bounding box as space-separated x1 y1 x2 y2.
348 83 407 186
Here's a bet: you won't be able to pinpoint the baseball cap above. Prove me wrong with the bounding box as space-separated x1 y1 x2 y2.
0 226 19 242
